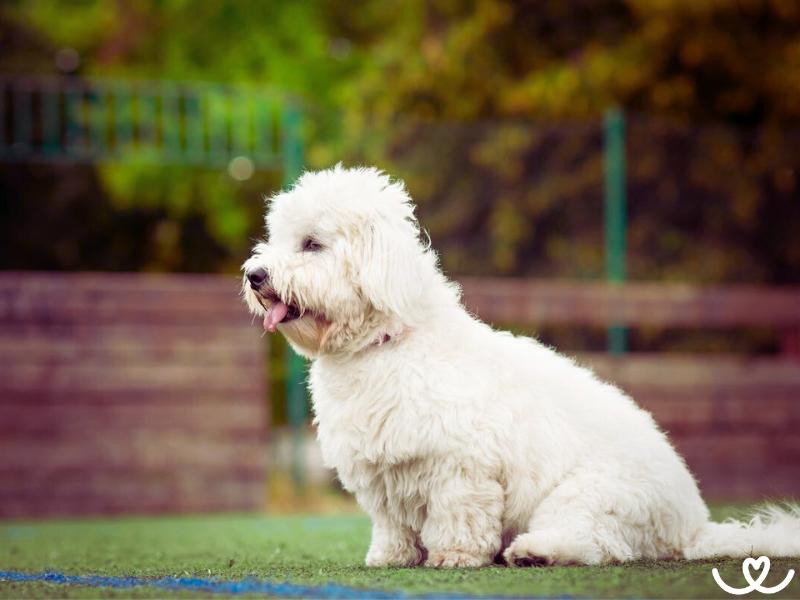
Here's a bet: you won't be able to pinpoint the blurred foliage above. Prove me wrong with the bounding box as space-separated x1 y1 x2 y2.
0 0 358 272
0 0 798 281
330 0 800 282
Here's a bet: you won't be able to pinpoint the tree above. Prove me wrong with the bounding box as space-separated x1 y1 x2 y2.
2 0 798 282
1 0 360 272
330 0 800 283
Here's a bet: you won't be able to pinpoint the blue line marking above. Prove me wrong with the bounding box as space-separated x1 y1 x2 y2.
0 570 570 599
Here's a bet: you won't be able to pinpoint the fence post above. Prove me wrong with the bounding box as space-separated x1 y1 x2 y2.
14 82 33 150
604 107 627 354
281 103 307 491
42 80 61 155
0 79 5 153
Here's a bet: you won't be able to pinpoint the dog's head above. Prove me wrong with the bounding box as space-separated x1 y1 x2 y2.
242 165 447 357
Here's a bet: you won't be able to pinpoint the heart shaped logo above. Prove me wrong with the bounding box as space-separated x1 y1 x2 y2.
713 555 795 595
743 556 770 587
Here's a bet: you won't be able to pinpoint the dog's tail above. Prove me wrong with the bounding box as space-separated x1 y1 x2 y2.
683 503 800 559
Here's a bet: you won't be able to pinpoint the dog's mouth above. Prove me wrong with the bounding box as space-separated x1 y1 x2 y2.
255 290 303 332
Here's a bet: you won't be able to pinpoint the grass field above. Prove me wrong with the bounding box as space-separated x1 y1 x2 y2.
1 506 798 599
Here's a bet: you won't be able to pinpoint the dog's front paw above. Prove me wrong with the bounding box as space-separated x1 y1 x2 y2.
425 550 489 568
365 543 425 567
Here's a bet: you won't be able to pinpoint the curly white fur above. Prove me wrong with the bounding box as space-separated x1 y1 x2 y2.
243 165 800 567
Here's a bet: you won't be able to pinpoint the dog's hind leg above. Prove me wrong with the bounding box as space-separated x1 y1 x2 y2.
504 470 660 566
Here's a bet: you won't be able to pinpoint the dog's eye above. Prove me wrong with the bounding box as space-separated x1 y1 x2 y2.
301 237 323 252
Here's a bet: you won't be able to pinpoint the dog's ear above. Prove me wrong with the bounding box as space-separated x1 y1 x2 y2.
355 215 426 320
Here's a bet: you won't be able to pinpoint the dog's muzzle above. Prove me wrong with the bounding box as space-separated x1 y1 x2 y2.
245 267 304 332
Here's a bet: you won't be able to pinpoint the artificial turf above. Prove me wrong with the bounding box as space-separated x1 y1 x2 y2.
1 506 798 599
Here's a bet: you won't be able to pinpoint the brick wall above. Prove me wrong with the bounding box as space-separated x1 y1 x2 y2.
0 272 268 518
585 354 800 500
2 273 798 516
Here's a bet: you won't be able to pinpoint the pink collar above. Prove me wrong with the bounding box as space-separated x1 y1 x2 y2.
374 333 392 346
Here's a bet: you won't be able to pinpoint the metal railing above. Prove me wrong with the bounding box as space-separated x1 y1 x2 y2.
0 74 298 170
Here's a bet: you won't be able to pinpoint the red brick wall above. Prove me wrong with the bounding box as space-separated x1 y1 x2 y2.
2 273 798 516
0 272 268 518
585 354 800 500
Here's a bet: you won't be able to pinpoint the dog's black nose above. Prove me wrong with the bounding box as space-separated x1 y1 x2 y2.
247 267 269 289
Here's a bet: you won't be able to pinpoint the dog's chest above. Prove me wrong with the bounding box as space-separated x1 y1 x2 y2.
314 394 410 483
310 360 434 491
316 407 431 530
338 450 430 528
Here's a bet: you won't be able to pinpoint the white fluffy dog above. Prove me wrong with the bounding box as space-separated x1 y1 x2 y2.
243 165 799 568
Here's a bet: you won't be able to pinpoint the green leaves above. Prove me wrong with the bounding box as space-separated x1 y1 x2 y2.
2 0 799 282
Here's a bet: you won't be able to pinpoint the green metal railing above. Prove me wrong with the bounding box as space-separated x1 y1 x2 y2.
0 75 290 169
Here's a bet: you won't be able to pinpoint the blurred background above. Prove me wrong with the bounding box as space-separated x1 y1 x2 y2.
1 0 799 518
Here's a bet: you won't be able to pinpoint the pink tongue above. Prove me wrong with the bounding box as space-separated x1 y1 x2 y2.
263 301 289 332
